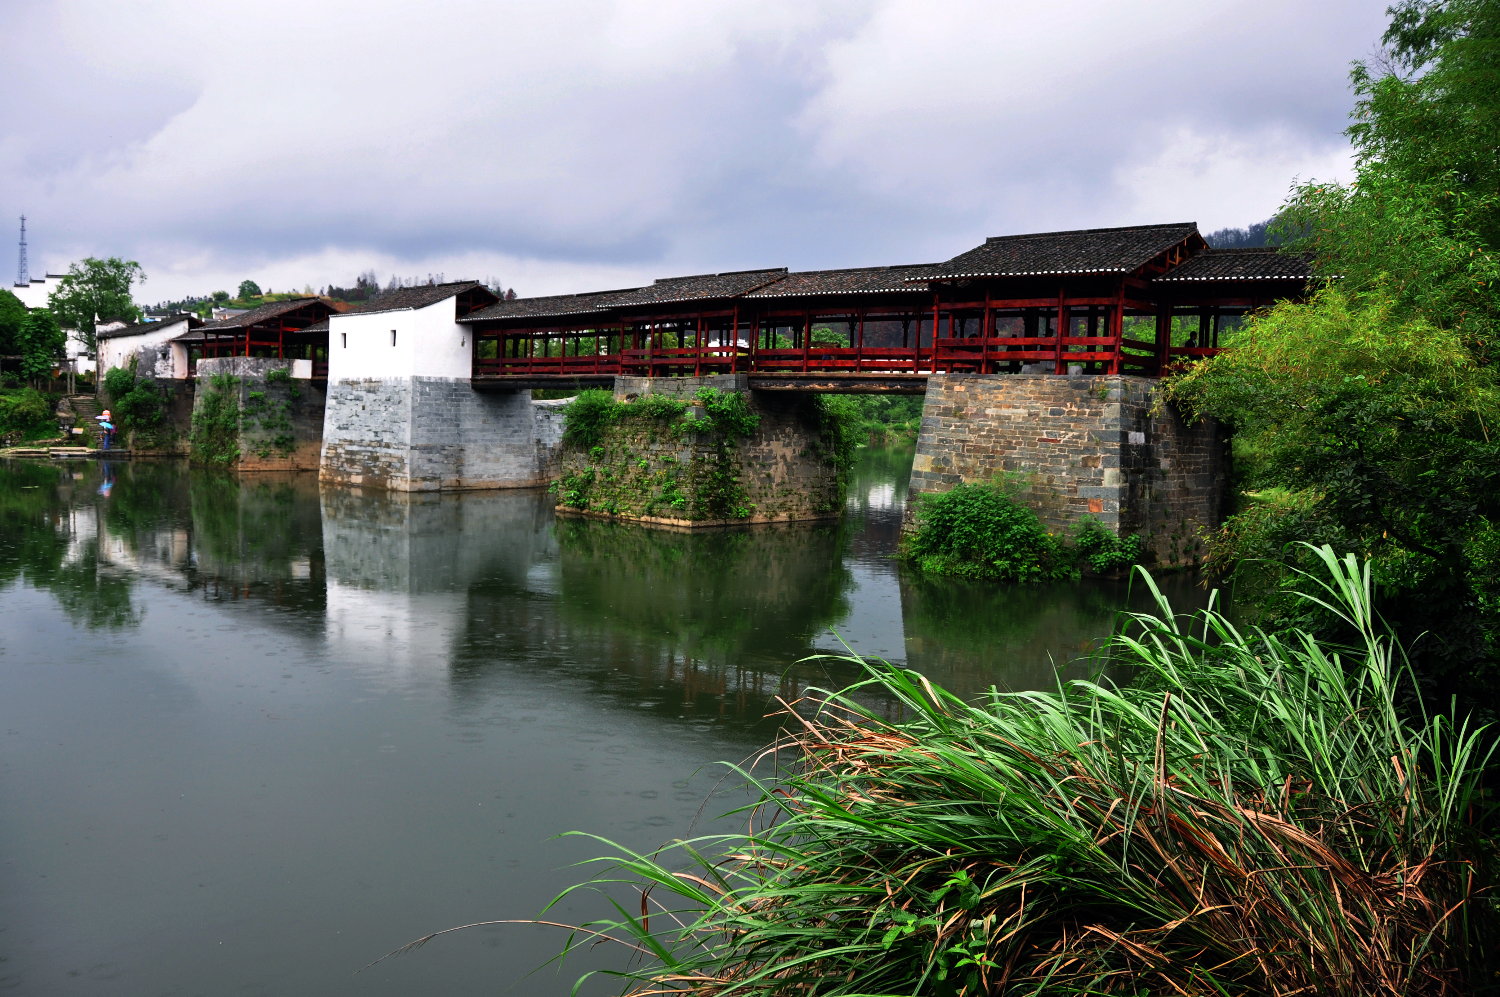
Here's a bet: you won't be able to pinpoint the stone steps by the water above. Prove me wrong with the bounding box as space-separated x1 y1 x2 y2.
1 446 131 459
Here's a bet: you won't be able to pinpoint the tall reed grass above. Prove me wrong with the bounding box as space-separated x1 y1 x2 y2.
546 547 1496 996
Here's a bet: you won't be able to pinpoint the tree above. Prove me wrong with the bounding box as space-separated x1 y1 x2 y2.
15 309 65 383
1166 0 1500 711
211 290 230 303
0 289 25 358
238 279 262 298
47 257 146 355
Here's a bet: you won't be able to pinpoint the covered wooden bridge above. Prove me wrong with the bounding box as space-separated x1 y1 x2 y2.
461 223 1312 392
180 297 339 378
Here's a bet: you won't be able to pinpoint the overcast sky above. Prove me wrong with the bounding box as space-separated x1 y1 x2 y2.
2 0 1390 304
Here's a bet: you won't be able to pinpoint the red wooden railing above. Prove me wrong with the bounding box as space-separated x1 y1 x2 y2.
466 340 1224 380
473 353 624 377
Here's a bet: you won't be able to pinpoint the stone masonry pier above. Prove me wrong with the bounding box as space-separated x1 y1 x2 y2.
909 374 1228 565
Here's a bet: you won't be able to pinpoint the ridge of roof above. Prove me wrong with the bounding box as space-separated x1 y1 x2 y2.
199 296 330 330
744 263 937 298
981 221 1198 244
344 280 490 315
96 313 201 340
607 268 788 308
460 286 645 322
924 222 1200 281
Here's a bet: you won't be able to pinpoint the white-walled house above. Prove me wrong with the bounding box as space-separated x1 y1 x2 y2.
326 281 495 381
96 314 202 380
321 281 558 492
9 274 67 310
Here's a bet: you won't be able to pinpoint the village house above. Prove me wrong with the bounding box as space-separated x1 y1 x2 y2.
96 313 203 380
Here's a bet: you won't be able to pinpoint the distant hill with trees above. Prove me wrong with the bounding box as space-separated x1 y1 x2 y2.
1202 218 1280 248
148 270 517 318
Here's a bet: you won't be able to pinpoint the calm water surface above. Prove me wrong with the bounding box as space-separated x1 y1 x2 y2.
0 449 1211 995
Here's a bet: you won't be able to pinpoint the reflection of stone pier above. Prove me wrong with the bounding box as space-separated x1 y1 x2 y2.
319 487 556 680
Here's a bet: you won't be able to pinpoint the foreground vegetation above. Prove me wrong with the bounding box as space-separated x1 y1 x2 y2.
545 549 1496 995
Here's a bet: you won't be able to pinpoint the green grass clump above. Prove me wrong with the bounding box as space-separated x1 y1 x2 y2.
546 547 1496 996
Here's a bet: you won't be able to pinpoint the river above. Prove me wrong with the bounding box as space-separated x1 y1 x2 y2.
0 448 1211 995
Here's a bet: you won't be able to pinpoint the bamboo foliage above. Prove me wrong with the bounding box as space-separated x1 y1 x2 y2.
547 546 1496 996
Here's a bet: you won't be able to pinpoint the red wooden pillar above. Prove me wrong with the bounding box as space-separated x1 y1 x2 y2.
929 295 940 373
731 305 741 372
1107 289 1124 375
1154 305 1171 377
801 310 811 372
1053 290 1067 374
980 289 992 373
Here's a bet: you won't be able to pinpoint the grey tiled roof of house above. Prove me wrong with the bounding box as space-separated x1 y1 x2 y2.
744 264 937 298
198 297 332 330
1152 248 1315 282
923 223 1201 280
348 281 492 315
608 268 788 308
96 313 201 340
461 287 645 323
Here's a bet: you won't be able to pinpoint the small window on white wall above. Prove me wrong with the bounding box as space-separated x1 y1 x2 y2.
391 329 397 347
340 332 347 349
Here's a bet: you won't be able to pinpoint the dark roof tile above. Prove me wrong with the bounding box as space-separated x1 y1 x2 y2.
925 223 1200 280
199 297 332 330
744 264 936 298
461 287 644 322
608 268 787 307
1153 248 1314 282
97 313 201 341
348 280 492 315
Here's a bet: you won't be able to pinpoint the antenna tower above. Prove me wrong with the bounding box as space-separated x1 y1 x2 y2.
17 215 29 286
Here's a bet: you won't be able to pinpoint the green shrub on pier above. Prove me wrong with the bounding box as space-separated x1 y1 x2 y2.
543 548 1497 996
901 482 1144 582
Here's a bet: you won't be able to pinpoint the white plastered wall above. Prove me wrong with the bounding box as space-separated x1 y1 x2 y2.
326 298 473 381
97 317 194 379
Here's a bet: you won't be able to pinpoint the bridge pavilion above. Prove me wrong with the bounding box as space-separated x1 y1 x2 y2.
460 222 1312 392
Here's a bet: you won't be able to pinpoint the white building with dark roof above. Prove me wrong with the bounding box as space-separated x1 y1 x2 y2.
97 314 203 380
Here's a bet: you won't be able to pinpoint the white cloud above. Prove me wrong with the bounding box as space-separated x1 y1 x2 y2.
3 0 1392 301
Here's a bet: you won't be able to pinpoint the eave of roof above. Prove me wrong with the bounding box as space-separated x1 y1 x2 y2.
1153 248 1315 282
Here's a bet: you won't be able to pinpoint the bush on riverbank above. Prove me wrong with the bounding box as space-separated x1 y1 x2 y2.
0 386 56 442
549 547 1496 996
901 481 1143 581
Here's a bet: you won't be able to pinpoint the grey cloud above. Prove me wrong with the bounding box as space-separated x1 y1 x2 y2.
2 0 1391 300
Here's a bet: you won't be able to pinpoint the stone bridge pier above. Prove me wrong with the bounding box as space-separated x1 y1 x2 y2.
319 378 565 491
909 374 1229 566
